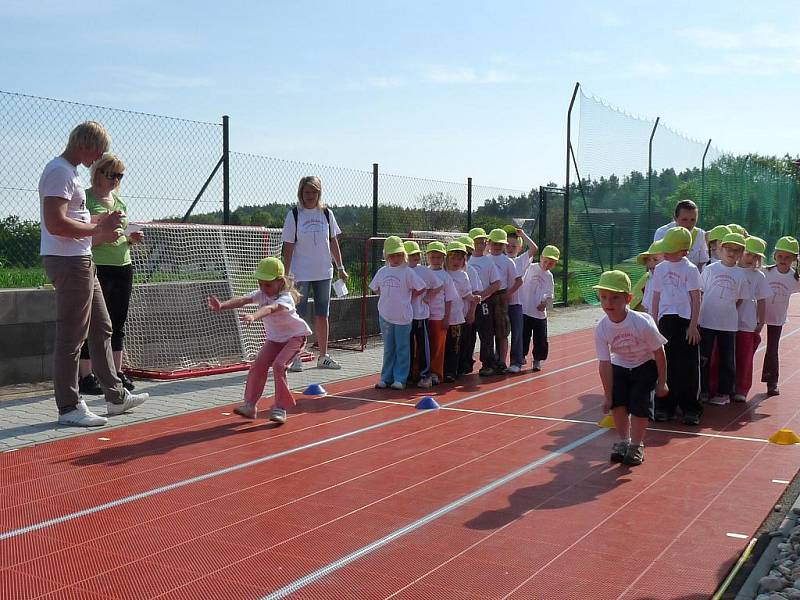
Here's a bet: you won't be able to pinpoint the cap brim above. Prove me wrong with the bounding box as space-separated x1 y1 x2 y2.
592 285 629 293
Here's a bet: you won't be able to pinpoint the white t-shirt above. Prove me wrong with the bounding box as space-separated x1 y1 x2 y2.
650 257 701 320
509 254 531 306
520 263 555 319
38 156 92 257
467 254 501 295
595 310 667 369
737 268 772 332
281 207 342 282
409 264 441 320
763 267 800 326
489 253 519 291
369 265 426 326
246 290 312 343
654 221 709 268
642 273 655 314
447 269 473 325
699 262 748 332
428 269 459 321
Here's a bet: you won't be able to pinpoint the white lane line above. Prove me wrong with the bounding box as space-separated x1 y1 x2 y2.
773 479 790 484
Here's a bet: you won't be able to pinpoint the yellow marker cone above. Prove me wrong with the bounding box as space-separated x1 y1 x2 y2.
597 414 615 429
769 429 800 445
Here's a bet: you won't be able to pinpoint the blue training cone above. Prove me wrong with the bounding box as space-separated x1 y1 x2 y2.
303 383 327 396
415 396 440 410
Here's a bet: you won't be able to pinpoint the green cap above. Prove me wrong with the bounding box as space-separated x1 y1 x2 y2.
426 241 447 255
636 240 664 266
721 232 746 248
254 257 285 281
775 236 800 255
383 235 406 257
468 227 488 240
660 226 692 253
403 240 421 255
744 236 766 257
707 225 732 243
457 235 475 250
503 224 519 235
592 270 632 294
728 223 748 236
541 245 560 261
446 241 467 253
488 228 508 244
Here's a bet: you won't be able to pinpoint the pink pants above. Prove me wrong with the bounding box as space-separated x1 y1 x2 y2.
735 331 761 398
243 336 306 409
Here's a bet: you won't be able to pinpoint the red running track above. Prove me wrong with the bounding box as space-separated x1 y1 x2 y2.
3 305 800 599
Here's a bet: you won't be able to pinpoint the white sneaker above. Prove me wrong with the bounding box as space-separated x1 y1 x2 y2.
107 389 149 416
375 381 388 389
233 403 257 419
532 360 542 372
390 381 406 390
288 357 303 372
417 377 432 389
317 354 341 369
269 407 287 424
431 374 440 385
707 395 730 406
58 400 107 427
507 364 521 374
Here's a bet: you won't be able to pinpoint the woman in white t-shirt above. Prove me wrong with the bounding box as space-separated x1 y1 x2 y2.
281 176 348 372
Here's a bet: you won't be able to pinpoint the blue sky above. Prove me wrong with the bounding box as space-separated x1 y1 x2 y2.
2 0 799 191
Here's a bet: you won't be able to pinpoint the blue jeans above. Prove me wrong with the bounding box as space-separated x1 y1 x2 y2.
508 303 524 367
379 317 412 385
296 279 332 318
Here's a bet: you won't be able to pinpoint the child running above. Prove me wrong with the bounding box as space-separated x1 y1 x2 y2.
630 241 664 313
520 245 559 372
505 226 538 373
594 270 668 466
650 226 702 425
370 236 427 390
698 232 748 406
735 236 771 402
445 240 481 382
762 236 800 396
404 240 442 388
208 257 311 424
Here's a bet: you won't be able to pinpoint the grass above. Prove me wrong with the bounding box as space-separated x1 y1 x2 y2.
0 266 48 289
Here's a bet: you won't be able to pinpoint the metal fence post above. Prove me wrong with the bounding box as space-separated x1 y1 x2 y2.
564 82 579 307
538 186 547 252
222 115 230 225
647 117 660 240
609 224 615 270
467 177 473 231
372 163 378 237
701 138 712 206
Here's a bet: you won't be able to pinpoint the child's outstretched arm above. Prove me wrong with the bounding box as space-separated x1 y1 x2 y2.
653 346 669 397
479 280 500 301
598 360 613 413
208 295 251 311
516 228 539 257
241 303 286 325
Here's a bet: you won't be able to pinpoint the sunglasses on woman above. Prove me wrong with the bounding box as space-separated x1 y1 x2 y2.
101 170 124 181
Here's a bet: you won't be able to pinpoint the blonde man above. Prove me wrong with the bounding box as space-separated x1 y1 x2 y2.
40 122 148 427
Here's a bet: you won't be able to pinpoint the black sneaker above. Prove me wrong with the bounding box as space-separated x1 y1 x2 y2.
767 386 780 397
118 372 135 391
78 373 103 395
623 443 645 466
494 363 508 375
653 410 672 422
478 367 495 377
682 413 700 426
610 441 629 463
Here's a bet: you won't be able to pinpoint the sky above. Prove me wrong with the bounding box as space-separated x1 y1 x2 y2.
2 0 799 193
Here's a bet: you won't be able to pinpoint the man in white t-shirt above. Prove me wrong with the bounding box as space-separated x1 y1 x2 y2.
40 122 148 427
653 199 709 270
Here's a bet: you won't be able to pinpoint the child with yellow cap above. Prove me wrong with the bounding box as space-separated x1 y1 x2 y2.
706 225 732 264
486 228 523 374
426 241 459 383
520 245 560 371
594 270 668 466
370 237 427 390
444 241 481 382
456 234 484 375
762 236 800 396
653 199 709 271
466 227 502 376
505 226 539 373
404 240 443 389
208 257 311 424
629 241 664 313
650 226 702 425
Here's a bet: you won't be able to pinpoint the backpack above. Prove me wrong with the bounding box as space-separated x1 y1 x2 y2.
292 206 331 243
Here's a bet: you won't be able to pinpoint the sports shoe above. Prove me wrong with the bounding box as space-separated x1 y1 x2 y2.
106 389 149 416
78 373 103 395
682 413 700 426
707 395 730 406
431 374 441 385
653 410 673 422
732 394 747 403
478 367 495 377
375 381 388 389
532 360 542 372
58 400 107 427
117 372 135 391
233 403 257 419
390 381 405 390
288 357 303 372
623 443 645 466
610 440 629 463
507 364 521 374
269 407 287 424
495 363 508 375
317 354 341 369
767 386 780 397
699 392 709 404
417 377 432 389
443 375 456 383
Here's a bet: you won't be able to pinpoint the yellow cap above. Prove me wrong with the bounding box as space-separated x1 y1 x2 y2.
457 235 475 250
636 240 664 266
488 228 508 244
775 236 800 255
403 240 421 255
541 245 560 261
727 223 748 237
660 226 692 253
744 236 766 257
254 257 285 281
707 225 732 243
468 227 489 240
446 241 467 253
383 236 406 257
592 270 632 294
503 225 518 235
721 232 746 248
426 241 447 255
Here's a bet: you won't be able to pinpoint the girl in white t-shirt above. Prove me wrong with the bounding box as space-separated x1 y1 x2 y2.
208 257 311 424
369 237 427 390
426 241 458 384
445 241 481 382
761 236 800 396
404 240 442 389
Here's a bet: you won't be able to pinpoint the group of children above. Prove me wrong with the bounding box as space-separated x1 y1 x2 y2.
595 198 800 466
369 227 561 391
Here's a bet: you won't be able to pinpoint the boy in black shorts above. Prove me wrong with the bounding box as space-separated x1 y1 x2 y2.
593 271 668 466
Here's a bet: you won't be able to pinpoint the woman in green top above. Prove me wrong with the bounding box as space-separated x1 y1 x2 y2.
78 153 144 394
